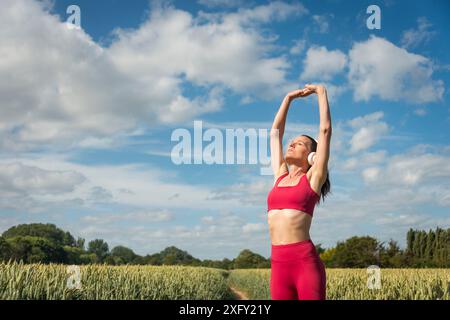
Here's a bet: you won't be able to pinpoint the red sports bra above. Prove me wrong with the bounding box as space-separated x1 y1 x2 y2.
267 172 320 216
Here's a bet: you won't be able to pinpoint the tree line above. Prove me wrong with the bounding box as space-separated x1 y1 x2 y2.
0 223 448 268
320 227 449 268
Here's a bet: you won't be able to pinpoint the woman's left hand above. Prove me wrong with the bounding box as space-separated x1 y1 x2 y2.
286 88 313 100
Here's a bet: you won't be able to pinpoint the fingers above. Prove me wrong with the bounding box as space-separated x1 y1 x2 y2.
292 89 306 97
299 88 312 97
302 87 314 94
304 84 326 94
288 87 315 99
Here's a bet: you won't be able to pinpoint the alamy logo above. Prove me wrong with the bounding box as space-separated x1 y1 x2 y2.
66 5 81 30
367 265 381 289
66 265 82 290
171 121 276 175
366 5 381 30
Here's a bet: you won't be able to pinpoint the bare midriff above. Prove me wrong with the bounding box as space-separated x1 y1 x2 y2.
267 209 312 245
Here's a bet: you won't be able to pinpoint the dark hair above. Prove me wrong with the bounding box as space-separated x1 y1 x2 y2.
302 134 331 205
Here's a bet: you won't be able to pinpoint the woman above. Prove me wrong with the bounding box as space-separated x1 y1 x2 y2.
267 84 332 300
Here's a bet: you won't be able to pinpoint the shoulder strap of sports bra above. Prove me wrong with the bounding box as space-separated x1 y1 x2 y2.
274 172 289 186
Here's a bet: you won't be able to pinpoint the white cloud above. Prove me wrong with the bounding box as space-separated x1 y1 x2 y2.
342 150 387 171
297 36 445 105
219 1 308 26
374 212 430 227
348 36 444 103
0 162 86 196
349 124 389 154
312 156 450 249
0 0 304 153
207 178 270 206
290 39 306 55
86 186 114 203
197 0 244 8
401 17 437 49
381 152 450 187
82 209 174 224
312 14 331 33
242 223 267 233
347 111 390 153
313 200 450 250
0 0 165 152
201 216 215 224
361 166 381 182
110 1 306 99
300 46 347 81
0 155 244 214
340 141 450 191
414 108 427 116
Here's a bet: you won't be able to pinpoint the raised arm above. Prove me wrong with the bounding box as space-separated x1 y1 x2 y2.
304 84 332 179
270 95 290 178
270 89 311 178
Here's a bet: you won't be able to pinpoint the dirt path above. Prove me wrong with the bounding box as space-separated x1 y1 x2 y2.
229 286 249 300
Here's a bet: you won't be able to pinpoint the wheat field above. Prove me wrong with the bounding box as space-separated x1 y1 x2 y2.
1 261 448 300
0 261 234 300
228 268 450 300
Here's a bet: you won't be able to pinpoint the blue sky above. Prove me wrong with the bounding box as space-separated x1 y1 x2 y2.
0 0 449 260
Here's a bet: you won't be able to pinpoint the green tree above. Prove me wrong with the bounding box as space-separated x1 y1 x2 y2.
406 228 415 254
87 239 109 263
110 246 137 265
332 236 381 268
0 236 12 261
63 246 85 264
380 239 404 268
222 258 232 269
132 255 145 265
104 255 120 265
418 230 427 260
2 223 76 246
412 230 422 266
6 236 66 263
158 246 201 266
320 247 337 267
80 253 98 264
433 227 450 267
234 249 269 269
76 237 85 250
144 253 162 265
424 229 435 265
315 243 325 255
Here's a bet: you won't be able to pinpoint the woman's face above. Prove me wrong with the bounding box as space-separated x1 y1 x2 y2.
285 136 311 163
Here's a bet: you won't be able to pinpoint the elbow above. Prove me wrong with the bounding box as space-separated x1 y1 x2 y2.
320 126 332 134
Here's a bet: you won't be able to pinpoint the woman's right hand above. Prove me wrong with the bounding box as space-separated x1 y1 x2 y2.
286 88 314 100
304 84 326 95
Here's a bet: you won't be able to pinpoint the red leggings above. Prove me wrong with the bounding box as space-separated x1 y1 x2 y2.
270 239 326 300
